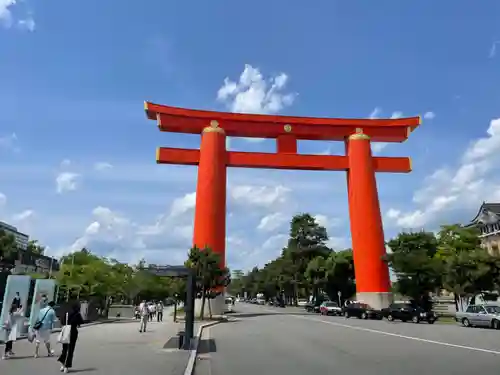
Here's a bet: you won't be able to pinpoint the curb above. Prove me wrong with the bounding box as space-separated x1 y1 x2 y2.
183 318 227 375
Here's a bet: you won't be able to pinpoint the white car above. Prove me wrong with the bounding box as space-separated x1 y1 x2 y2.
319 301 342 316
297 299 308 307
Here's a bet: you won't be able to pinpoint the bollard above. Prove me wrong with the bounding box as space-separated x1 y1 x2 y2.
178 331 185 349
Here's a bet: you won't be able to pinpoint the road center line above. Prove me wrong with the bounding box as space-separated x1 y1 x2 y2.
266 309 500 355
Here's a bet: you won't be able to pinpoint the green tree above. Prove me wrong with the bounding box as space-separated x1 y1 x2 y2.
27 240 45 255
0 229 18 268
304 256 328 301
385 231 442 310
283 213 330 304
228 269 244 297
324 249 356 304
186 246 228 319
438 224 500 311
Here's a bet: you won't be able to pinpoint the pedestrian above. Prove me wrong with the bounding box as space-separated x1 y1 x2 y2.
156 301 163 322
57 303 84 373
148 303 154 322
33 301 57 358
139 300 148 333
12 292 21 309
2 303 23 360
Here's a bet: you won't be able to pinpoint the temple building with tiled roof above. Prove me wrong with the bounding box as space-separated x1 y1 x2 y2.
467 202 500 256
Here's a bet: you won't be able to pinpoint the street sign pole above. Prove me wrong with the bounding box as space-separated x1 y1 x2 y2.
337 291 342 306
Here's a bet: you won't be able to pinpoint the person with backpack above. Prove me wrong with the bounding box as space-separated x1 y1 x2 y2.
33 301 57 358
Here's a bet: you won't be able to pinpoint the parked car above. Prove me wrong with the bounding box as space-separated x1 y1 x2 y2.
455 305 500 329
306 300 328 313
319 301 342 316
297 299 308 307
381 303 437 324
343 302 383 320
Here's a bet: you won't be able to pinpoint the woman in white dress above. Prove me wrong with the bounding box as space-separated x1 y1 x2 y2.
2 303 24 360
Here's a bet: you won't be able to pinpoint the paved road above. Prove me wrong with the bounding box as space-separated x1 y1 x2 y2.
195 303 500 375
1 314 197 375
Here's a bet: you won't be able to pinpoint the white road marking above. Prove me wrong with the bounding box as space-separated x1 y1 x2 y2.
284 312 500 355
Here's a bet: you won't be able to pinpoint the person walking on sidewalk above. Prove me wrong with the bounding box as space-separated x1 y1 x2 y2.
33 301 57 358
156 301 164 322
2 303 23 360
139 300 148 333
58 303 84 373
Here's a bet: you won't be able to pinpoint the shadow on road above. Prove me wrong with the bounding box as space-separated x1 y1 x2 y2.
71 368 98 373
198 338 217 354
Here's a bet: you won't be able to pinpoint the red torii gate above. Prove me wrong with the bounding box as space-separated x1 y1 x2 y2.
145 101 420 309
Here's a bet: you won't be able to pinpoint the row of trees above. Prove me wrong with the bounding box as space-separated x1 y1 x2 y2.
228 214 355 304
0 224 229 320
386 224 500 311
228 214 500 312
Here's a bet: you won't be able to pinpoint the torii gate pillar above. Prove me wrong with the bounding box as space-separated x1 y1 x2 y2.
192 121 227 315
346 131 391 309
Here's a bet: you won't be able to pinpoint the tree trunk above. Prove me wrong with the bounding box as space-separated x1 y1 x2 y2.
200 290 207 320
208 296 213 319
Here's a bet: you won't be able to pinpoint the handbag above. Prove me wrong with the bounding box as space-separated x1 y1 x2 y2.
57 313 71 344
33 308 51 330
27 329 36 343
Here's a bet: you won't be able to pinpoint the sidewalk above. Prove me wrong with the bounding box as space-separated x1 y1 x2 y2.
0 317 200 375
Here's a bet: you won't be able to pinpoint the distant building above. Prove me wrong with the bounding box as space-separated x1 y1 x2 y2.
467 202 500 256
0 220 59 275
0 220 29 250
13 252 60 275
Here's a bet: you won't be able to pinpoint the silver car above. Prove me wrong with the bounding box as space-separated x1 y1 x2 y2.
455 305 500 329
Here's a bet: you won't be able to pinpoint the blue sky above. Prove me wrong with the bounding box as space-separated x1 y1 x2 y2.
1 0 500 270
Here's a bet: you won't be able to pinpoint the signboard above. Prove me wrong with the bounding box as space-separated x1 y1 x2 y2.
28 279 56 328
147 265 192 277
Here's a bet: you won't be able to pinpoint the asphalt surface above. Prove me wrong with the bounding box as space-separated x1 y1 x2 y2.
1 309 197 375
195 303 500 375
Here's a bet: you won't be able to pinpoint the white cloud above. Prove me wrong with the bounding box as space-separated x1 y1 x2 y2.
0 1 34 30
257 212 288 232
0 192 6 206
17 16 34 31
230 185 291 207
390 111 403 119
217 64 296 116
386 116 500 228
169 192 196 217
314 214 340 229
12 209 34 222
489 41 500 58
423 111 436 120
94 162 113 171
56 172 80 194
369 107 382 119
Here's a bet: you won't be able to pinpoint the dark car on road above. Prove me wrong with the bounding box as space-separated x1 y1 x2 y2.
343 302 383 320
381 303 437 324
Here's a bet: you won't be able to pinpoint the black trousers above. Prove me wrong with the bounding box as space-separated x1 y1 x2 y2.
4 341 13 354
157 312 163 322
58 333 78 368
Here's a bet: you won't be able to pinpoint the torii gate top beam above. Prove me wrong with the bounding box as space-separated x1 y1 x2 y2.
145 102 421 143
